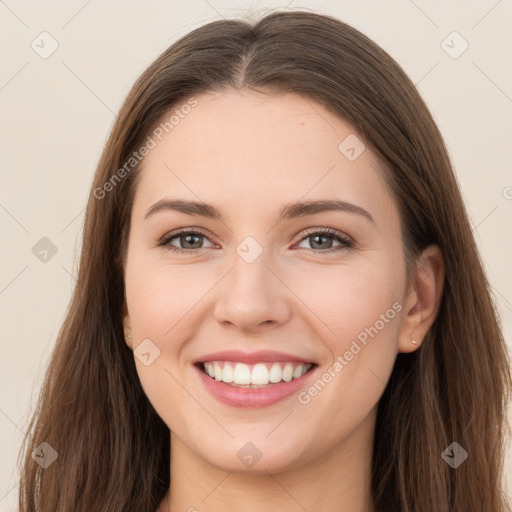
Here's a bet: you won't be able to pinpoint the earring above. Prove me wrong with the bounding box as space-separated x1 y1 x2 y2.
124 331 133 341
411 339 417 344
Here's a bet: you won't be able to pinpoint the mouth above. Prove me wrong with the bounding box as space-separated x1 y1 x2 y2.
192 349 320 407
195 361 317 388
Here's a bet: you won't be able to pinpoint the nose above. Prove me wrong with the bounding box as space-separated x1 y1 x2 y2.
213 246 291 333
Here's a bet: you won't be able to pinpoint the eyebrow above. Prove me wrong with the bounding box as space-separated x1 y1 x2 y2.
144 198 375 224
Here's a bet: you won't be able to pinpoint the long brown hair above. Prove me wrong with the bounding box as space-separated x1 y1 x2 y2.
18 10 512 511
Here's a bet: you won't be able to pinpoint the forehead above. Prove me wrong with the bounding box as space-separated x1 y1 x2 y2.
132 89 397 226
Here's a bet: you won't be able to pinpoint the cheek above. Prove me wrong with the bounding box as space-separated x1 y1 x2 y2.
291 259 402 409
124 259 202 427
292 258 402 345
125 259 208 339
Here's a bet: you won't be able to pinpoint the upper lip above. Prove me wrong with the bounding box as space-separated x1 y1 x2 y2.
193 349 316 365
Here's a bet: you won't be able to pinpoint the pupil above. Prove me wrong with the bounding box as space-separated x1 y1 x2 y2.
311 235 331 249
179 234 334 250
183 234 201 249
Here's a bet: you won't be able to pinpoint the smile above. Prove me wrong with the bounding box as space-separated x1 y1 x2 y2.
193 359 318 408
199 361 315 387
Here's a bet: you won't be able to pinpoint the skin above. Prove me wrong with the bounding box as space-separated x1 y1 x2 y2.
122 89 444 512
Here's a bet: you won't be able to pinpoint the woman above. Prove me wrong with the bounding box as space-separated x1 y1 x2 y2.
18 9 512 512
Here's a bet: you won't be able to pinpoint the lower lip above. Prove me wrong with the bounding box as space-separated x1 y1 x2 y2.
194 364 318 408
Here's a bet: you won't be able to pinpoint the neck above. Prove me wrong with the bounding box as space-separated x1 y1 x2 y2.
157 408 377 512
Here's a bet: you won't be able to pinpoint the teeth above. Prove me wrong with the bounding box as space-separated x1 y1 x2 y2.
269 364 282 383
214 363 223 381
251 363 269 385
282 363 293 382
202 361 312 386
292 364 304 379
222 364 234 383
233 363 251 384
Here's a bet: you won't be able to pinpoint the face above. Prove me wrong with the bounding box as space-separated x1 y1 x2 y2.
123 89 411 473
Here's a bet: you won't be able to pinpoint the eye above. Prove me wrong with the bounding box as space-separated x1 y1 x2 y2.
295 228 353 253
158 227 353 254
158 229 215 254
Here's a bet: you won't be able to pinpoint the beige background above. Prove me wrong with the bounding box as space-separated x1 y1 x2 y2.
0 0 511 509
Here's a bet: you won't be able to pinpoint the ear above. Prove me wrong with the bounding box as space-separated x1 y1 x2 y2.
122 298 133 350
398 244 444 353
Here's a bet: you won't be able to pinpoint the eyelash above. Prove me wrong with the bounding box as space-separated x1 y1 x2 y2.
158 227 354 255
